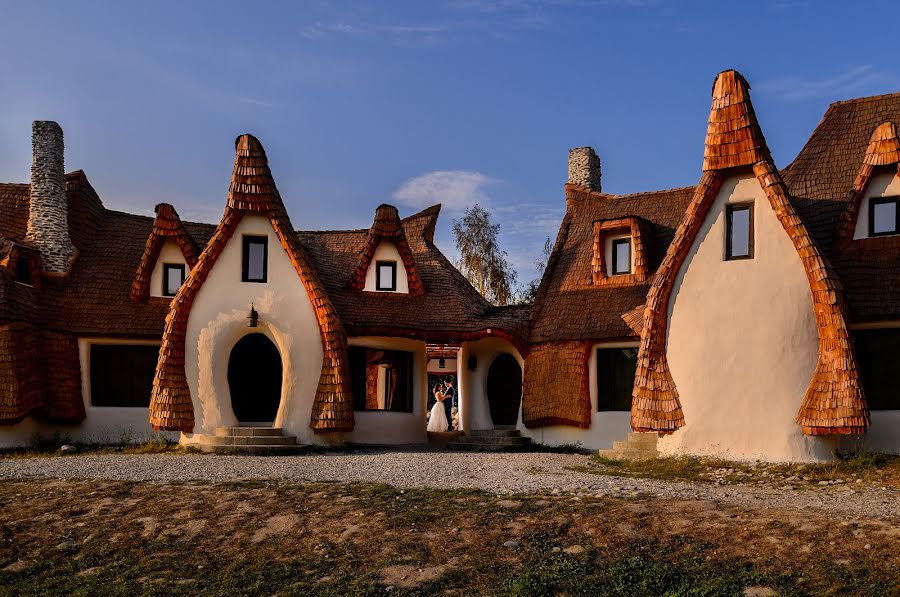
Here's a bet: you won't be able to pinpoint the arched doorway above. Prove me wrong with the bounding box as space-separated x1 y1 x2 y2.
228 333 282 423
486 353 522 427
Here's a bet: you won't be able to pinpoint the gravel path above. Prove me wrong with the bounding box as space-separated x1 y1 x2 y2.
2 450 898 520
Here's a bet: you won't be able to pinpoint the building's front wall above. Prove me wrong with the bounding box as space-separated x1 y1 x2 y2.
344 336 427 444
0 337 175 448
519 342 633 450
457 337 522 432
363 241 409 293
182 215 326 445
149 239 188 298
661 174 832 462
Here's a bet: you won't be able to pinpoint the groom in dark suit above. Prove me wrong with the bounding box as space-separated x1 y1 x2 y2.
442 380 456 431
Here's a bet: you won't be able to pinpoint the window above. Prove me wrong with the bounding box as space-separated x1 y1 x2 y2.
596 347 637 411
162 263 185 296
611 238 631 275
726 203 754 260
14 256 32 285
869 196 899 237
242 236 268 282
375 260 397 291
852 329 900 410
90 344 159 407
349 347 414 412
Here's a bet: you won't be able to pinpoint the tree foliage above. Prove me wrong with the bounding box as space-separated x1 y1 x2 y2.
519 236 553 304
452 204 517 306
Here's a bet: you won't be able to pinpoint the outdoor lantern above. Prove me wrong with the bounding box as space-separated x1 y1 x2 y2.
467 355 477 371
438 357 446 369
247 303 259 328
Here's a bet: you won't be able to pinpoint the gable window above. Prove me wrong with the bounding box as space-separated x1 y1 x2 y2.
162 263 185 296
597 347 637 411
852 329 900 410
869 196 899 237
725 203 754 260
611 238 631 275
242 236 268 283
348 347 414 412
375 260 397 291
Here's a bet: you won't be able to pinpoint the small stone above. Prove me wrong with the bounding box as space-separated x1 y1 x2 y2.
503 540 521 549
818 481 830 486
497 500 521 508
60 445 76 454
864 544 872 550
563 544 585 555
552 547 561 553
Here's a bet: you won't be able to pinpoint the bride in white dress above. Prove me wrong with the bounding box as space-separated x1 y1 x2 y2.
427 386 450 432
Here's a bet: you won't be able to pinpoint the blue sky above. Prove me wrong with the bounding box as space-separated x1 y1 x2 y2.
1 1 898 285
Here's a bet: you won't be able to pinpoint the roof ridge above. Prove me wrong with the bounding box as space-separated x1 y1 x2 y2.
828 90 900 107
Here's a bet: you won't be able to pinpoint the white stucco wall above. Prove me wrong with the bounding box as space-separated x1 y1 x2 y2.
519 342 633 450
0 338 176 448
344 336 427 445
363 241 409 293
149 239 188 298
661 174 833 462
853 172 900 239
181 215 326 445
427 358 457 374
457 337 524 432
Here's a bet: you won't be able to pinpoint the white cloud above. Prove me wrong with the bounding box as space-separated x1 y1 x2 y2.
756 65 900 101
393 170 496 211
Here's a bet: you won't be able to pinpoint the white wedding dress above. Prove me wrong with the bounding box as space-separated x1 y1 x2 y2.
427 399 449 432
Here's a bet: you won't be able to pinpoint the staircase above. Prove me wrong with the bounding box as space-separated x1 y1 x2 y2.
597 432 658 460
447 425 533 451
195 427 307 455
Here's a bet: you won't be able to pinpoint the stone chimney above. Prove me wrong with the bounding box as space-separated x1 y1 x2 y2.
25 121 75 273
567 146 601 192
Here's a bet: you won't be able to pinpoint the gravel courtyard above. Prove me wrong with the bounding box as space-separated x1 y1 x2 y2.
2 449 898 521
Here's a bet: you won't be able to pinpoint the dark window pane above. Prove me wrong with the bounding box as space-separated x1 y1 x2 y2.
349 347 413 412
729 207 751 257
163 264 185 296
872 200 897 235
90 345 159 407
376 261 396 290
612 239 631 275
597 348 637 411
242 236 268 282
852 329 900 410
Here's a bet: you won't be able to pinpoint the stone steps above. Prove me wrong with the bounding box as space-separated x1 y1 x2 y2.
597 432 658 461
447 428 533 451
196 427 306 455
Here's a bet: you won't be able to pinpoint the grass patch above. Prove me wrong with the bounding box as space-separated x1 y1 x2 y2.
575 450 900 489
0 437 198 460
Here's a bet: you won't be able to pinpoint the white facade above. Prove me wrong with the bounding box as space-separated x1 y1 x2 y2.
181 215 326 445
149 239 188 298
660 174 832 462
0 338 176 448
363 241 409 293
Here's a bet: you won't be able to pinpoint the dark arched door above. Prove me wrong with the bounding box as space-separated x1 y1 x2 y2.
228 333 282 423
486 353 522 427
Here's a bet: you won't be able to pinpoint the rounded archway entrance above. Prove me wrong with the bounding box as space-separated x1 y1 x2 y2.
486 353 522 427
228 333 282 423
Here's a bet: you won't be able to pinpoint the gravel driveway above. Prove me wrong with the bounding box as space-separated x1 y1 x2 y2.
2 449 897 521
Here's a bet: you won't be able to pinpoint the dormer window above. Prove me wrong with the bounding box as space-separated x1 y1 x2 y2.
725 203 754 260
14 256 32 286
375 260 397 291
869 196 899 237
242 236 268 283
162 264 185 296
611 238 631 275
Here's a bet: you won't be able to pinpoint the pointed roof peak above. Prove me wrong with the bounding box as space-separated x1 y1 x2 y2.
703 69 770 171
226 133 283 213
372 204 403 235
863 121 900 166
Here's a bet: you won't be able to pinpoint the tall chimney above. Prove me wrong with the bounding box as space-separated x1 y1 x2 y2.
26 121 75 273
567 146 601 192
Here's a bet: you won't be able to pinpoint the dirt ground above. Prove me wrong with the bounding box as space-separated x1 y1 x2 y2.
0 479 897 596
